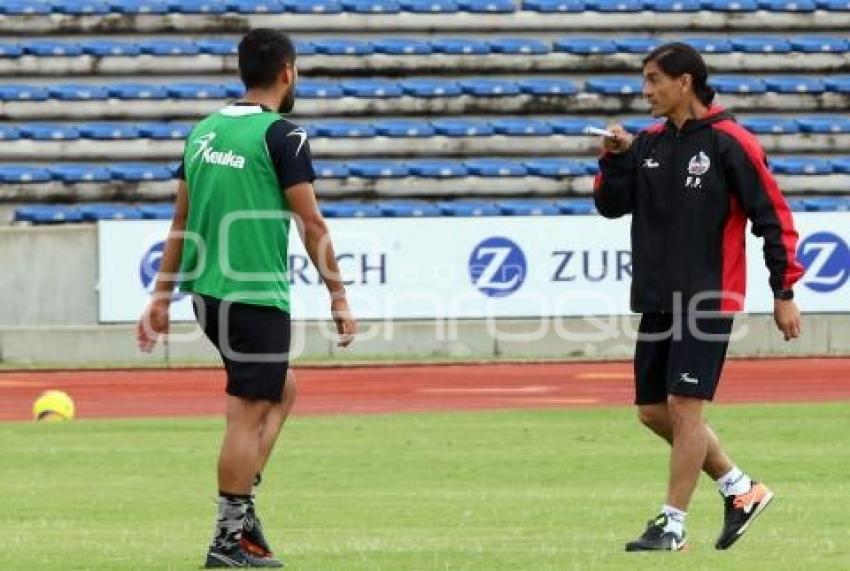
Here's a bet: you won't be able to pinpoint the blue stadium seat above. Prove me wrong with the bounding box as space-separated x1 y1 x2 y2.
586 0 643 10
796 116 850 133
49 165 112 183
739 117 799 134
0 43 24 58
312 39 373 55
518 79 578 95
431 38 491 54
15 206 84 224
710 76 767 93
0 166 51 183
802 197 850 210
437 200 499 216
783 197 807 211
643 0 700 10
622 117 665 132
769 157 833 174
373 119 435 137
226 0 286 12
348 160 409 178
523 159 588 176
313 161 350 178
297 81 345 99
22 41 83 57
816 0 850 8
167 0 227 12
340 0 401 11
0 1 52 15
548 117 606 134
497 199 560 215
372 38 432 55
824 77 850 93
79 40 141 56
341 80 402 98
828 158 850 173
682 37 733 53
464 159 528 176
50 0 111 14
315 121 376 137
700 0 757 9
139 203 175 219
489 38 550 55
458 0 516 10
581 160 600 175
78 123 141 139
0 85 48 101
399 79 462 97
522 0 584 11
137 39 200 56
431 118 494 136
165 83 227 99
490 118 554 136
459 79 520 96
293 41 316 56
399 0 459 11
78 204 144 221
109 0 170 14
282 0 343 12
763 76 825 93
553 38 617 54
615 38 664 53
18 123 80 140
195 39 238 55
0 126 21 140
788 36 849 53
109 164 174 181
107 83 168 100
730 36 792 53
757 0 815 9
554 198 596 214
407 160 468 177
377 200 442 216
223 82 246 98
585 77 643 95
48 84 109 101
321 202 384 218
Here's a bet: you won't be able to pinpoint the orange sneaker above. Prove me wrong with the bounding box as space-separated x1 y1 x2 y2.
715 481 775 550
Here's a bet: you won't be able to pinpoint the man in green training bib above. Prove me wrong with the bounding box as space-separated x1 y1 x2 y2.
137 29 357 568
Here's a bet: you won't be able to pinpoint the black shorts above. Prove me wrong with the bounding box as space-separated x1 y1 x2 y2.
634 312 733 405
193 293 291 403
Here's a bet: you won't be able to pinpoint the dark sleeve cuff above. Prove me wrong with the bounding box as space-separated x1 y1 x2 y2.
773 288 794 301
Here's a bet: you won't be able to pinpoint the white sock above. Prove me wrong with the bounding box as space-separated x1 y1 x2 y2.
717 466 752 497
661 504 686 536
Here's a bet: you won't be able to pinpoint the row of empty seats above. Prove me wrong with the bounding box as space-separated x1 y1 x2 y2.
2 36 849 57
3 0 850 15
13 195 850 224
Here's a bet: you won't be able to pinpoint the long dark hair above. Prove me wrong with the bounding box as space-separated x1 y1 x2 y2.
643 42 716 106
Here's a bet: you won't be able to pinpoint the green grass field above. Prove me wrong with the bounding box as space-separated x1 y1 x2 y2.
2 403 848 570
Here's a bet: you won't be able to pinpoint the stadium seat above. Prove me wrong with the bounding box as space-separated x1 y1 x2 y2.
347 160 409 178
458 79 520 96
555 198 596 214
49 164 112 183
0 126 21 140
49 85 109 101
682 37 733 53
221 82 245 98
488 38 550 55
430 38 491 54
828 157 850 173
18 123 80 140
730 36 792 53
165 83 227 99
490 118 554 136
796 116 850 133
757 0 816 10
315 121 376 137
816 0 850 9
523 159 588 176
78 123 141 139
0 166 52 183
739 117 800 134
373 119 435 137
78 204 144 221
137 40 200 56
340 0 401 12
802 197 850 211
824 77 850 93
377 200 442 216
79 40 141 56
312 39 373 55
763 76 825 93
437 200 500 216
399 0 459 11
399 79 462 97
621 117 665 133
497 199 560 215
548 117 606 135
195 39 238 55
458 0 516 11
522 0 584 11
431 118 495 136
406 160 469 177
464 159 527 176
582 160 601 175
51 0 111 14
788 36 849 53
22 41 83 57
585 77 643 95
372 38 433 55
0 43 24 58
553 38 617 54
226 0 286 12
167 0 227 13
710 76 767 93
615 38 664 53
700 0 757 10
282 0 343 12
109 0 170 14
517 79 578 95
139 203 175 219
14 206 84 224
321 201 384 217
107 83 169 100
341 80 403 98
643 0 701 10
0 1 52 15
585 0 643 11
313 161 350 178
769 157 833 174
109 164 173 181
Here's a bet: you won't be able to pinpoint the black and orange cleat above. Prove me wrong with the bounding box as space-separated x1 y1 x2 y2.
204 544 282 568
715 481 775 550
625 514 688 552
241 505 274 558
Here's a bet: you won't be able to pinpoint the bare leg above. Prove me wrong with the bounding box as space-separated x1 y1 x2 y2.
666 396 708 510
219 396 273 494
257 370 297 474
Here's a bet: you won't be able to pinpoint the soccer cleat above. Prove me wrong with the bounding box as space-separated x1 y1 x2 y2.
625 514 688 552
241 505 273 558
715 481 775 550
204 545 283 568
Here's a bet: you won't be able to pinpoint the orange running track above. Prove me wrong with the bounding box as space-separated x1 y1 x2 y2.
1 358 849 422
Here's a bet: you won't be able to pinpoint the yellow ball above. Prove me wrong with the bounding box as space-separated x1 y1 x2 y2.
33 390 75 422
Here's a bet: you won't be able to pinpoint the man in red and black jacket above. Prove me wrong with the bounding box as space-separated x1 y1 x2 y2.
594 42 803 553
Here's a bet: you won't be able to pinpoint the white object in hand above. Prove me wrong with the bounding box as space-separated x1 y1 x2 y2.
583 126 616 138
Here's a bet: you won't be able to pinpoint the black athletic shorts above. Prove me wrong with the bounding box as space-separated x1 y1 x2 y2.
193 293 291 403
634 312 734 405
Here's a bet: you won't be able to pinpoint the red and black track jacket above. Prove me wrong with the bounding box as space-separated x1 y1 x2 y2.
594 106 804 313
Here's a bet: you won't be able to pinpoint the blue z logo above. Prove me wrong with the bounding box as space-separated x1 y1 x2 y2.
797 232 850 293
469 237 527 297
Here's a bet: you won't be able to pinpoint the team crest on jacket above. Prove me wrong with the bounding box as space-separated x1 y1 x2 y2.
687 151 711 175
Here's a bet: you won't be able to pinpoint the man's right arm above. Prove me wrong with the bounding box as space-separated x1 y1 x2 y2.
593 126 636 218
